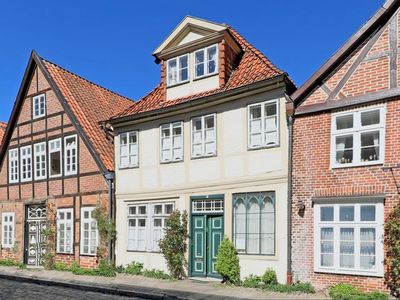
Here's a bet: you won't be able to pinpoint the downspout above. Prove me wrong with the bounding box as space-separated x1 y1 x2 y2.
285 95 294 285
104 172 115 265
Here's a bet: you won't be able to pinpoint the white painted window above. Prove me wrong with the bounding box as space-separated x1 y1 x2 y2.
233 192 275 255
167 54 189 86
80 207 98 256
8 149 19 183
57 208 73 254
1 212 15 248
160 122 183 163
331 106 385 168
119 131 138 168
248 100 279 149
191 114 216 158
20 145 32 182
127 202 174 252
49 139 62 177
314 201 384 276
64 135 77 176
34 142 46 180
194 45 218 78
33 94 46 119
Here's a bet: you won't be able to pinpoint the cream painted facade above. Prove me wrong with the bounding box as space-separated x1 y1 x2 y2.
114 87 290 282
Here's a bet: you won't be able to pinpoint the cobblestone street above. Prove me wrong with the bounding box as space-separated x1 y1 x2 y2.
0 278 139 300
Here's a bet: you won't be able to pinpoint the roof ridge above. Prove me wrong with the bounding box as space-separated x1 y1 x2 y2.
40 56 135 104
226 26 283 74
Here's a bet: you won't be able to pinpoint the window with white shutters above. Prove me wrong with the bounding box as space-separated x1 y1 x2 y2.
191 114 216 158
160 122 183 163
20 145 32 182
34 142 46 180
119 131 138 168
57 208 73 254
8 149 19 183
64 135 77 175
2 212 15 248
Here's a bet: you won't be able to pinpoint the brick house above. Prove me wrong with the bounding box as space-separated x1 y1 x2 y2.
0 52 132 268
108 16 295 282
291 0 400 292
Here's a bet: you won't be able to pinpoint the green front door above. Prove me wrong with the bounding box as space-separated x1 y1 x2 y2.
191 215 223 277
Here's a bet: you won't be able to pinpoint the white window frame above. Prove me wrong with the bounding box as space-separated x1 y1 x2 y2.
191 113 217 158
8 149 19 183
34 142 47 180
314 201 384 277
64 135 78 176
80 207 98 256
49 138 62 178
248 99 280 149
1 212 15 248
57 208 74 254
20 145 32 182
127 202 174 252
160 122 184 163
167 54 190 86
119 131 138 168
32 94 46 119
194 44 218 79
331 105 386 168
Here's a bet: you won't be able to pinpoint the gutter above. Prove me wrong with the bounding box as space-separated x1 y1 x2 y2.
104 172 115 265
285 95 294 285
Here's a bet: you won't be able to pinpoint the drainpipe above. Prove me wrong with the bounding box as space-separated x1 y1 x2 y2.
104 172 115 265
285 95 294 285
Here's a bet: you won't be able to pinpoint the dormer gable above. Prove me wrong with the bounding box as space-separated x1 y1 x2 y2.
154 16 242 100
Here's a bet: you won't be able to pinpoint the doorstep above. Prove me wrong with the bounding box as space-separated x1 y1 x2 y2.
0 266 329 300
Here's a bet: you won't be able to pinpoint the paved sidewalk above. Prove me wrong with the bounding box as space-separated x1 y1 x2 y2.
0 266 329 300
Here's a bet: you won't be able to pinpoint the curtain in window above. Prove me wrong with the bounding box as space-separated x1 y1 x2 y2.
320 228 334 267
168 60 177 85
234 199 246 251
261 196 275 254
247 198 260 254
340 228 354 268
360 228 376 269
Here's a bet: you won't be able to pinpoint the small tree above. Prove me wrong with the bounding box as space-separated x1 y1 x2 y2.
159 210 188 279
215 237 240 285
385 203 400 297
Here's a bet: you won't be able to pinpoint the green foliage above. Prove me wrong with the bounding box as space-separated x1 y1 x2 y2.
70 260 116 277
41 203 57 270
242 274 262 288
92 207 117 260
142 268 171 280
215 237 240 285
0 258 20 266
263 282 315 294
329 284 388 300
261 268 277 285
122 261 144 275
385 203 400 298
53 262 70 271
159 210 188 280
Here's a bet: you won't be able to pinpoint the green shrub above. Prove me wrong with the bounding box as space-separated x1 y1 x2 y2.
242 274 262 288
261 268 277 285
159 210 188 279
329 284 388 300
385 203 400 298
142 268 171 280
263 282 315 294
70 260 115 277
0 258 19 266
123 261 144 275
53 262 70 271
215 237 240 285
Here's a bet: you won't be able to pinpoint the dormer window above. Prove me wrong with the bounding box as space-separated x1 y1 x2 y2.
167 54 189 86
195 45 218 78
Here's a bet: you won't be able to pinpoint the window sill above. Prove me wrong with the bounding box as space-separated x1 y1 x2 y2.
126 250 161 254
331 161 384 169
248 144 280 151
56 252 74 255
315 267 383 278
160 159 184 165
191 153 217 160
79 253 97 257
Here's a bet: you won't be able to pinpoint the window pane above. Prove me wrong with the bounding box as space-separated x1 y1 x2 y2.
205 116 214 129
336 135 353 164
50 152 61 176
360 228 376 269
321 228 334 267
250 105 261 120
360 131 379 162
129 206 136 215
168 59 177 85
179 56 188 82
154 205 162 215
321 207 334 221
340 206 354 222
340 228 354 268
207 46 217 74
361 110 380 126
195 51 205 77
265 103 277 116
139 206 146 215
247 199 260 254
361 205 376 221
336 115 353 130
165 204 173 214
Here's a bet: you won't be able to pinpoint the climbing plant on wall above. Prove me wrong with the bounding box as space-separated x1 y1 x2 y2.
385 203 400 297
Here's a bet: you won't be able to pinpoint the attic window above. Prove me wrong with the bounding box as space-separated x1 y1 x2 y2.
33 94 46 119
167 54 189 86
195 45 218 78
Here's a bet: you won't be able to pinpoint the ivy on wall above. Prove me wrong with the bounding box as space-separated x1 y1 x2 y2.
385 203 400 298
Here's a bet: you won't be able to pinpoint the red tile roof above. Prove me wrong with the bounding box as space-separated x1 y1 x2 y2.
0 122 6 146
113 27 289 119
41 59 134 171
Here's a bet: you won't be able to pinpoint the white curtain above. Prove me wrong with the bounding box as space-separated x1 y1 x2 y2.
261 197 274 254
340 228 354 268
234 200 246 251
247 199 260 254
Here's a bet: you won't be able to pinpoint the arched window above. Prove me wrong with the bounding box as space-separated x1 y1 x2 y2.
233 192 275 255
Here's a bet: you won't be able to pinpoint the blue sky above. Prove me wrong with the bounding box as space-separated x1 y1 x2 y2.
0 0 383 122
